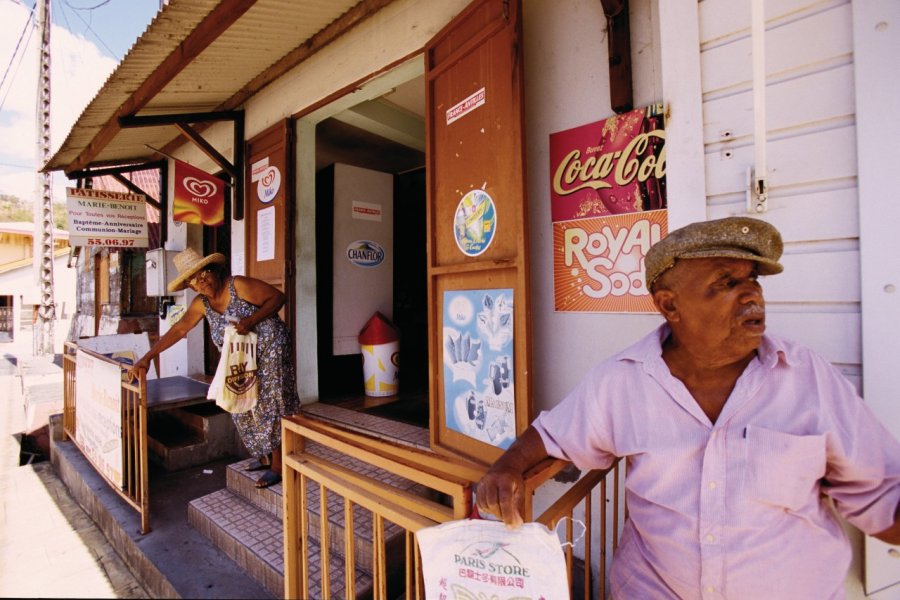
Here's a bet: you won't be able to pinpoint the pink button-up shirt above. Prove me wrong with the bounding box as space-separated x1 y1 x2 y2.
533 325 900 599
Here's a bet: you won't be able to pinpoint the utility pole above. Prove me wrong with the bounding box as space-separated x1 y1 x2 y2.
34 0 55 355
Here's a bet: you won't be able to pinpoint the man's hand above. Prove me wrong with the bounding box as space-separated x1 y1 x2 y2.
474 426 550 529
476 468 526 528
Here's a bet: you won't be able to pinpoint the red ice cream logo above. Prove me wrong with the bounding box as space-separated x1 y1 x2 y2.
183 176 218 199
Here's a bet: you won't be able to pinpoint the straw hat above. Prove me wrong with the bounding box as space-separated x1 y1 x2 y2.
168 248 227 292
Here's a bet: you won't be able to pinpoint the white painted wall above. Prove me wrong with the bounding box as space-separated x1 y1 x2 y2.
696 0 898 595
698 0 863 387
0 253 76 340
157 163 205 379
523 0 667 412
853 0 900 595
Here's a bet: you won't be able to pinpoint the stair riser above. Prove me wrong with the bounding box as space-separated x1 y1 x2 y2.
227 464 404 572
188 504 283 598
188 490 374 600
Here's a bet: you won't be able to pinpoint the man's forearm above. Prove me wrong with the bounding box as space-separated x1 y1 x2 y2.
873 499 900 545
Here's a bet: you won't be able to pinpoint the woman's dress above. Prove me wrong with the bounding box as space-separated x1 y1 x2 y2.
203 277 299 456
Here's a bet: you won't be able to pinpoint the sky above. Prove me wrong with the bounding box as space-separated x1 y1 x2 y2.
0 0 162 202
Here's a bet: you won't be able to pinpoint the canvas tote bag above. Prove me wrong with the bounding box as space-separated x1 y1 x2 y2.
207 325 259 413
416 518 570 600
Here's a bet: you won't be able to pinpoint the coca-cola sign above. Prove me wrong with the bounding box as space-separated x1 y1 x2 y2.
549 104 667 222
549 104 668 313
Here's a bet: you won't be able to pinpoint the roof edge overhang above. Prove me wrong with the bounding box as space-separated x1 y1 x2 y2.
44 0 397 177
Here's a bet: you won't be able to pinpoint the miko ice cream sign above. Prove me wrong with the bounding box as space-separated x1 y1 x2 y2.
443 289 515 449
550 104 669 313
172 159 225 226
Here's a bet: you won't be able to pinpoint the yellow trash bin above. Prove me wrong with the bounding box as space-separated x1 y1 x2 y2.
358 312 399 397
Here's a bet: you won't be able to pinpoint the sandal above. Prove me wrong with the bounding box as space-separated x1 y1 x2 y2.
255 470 281 489
245 456 271 472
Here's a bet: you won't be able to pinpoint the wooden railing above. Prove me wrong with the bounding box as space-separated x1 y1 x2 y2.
282 414 624 599
63 341 151 533
534 458 623 600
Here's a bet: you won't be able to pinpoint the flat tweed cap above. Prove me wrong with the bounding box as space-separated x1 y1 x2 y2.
645 216 784 288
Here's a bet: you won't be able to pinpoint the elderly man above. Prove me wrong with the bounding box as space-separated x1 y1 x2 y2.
476 217 900 599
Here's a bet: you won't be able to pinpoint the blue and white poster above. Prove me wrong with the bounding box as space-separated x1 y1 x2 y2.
442 288 515 449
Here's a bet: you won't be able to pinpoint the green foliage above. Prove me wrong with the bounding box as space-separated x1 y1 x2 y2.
0 194 68 229
0 194 33 222
52 201 67 229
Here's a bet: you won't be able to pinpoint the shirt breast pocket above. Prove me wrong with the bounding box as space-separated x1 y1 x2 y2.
743 425 826 512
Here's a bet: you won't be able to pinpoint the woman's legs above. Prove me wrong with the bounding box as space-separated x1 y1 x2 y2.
270 446 282 471
256 446 282 488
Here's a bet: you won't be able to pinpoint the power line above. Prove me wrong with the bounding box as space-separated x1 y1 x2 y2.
60 0 116 57
0 3 36 113
64 0 112 9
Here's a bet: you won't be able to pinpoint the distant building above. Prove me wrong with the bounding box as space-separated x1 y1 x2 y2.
0 221 74 342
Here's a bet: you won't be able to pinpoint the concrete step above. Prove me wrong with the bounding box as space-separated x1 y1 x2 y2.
147 404 241 471
188 488 373 599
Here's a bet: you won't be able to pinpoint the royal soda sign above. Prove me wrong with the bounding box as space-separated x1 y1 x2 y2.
549 104 668 313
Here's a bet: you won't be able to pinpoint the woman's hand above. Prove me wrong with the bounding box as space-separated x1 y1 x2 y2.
234 317 254 336
126 356 151 382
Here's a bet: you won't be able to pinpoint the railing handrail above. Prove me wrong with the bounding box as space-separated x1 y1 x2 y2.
283 415 624 599
287 414 486 482
288 455 441 533
291 451 458 524
535 459 620 529
62 339 151 533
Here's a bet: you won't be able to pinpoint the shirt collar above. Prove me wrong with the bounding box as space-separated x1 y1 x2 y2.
618 323 793 368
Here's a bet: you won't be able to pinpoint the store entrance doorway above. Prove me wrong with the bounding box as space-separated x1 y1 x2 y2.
312 73 429 428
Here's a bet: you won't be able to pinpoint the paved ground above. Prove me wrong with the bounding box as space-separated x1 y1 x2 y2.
0 326 149 598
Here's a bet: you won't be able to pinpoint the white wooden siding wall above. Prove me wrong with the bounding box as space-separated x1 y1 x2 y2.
698 0 862 391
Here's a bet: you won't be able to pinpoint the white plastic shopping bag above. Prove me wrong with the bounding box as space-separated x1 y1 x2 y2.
207 325 259 413
416 518 570 600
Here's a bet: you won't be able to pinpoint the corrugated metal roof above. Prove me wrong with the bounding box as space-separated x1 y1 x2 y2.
46 0 372 174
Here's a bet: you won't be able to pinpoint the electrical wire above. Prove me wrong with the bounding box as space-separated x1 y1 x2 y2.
0 5 36 114
64 0 112 10
60 0 116 57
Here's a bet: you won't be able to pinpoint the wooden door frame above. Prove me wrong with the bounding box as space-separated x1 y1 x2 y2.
243 119 296 333
425 0 532 465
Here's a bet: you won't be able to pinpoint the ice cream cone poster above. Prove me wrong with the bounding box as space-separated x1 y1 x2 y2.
453 189 497 257
173 159 225 226
442 289 515 449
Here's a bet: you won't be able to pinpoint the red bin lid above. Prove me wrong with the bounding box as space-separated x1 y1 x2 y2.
358 311 398 344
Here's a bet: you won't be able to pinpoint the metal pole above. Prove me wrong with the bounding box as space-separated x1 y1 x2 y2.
34 0 55 355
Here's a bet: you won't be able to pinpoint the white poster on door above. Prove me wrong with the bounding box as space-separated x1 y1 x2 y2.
256 205 275 261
